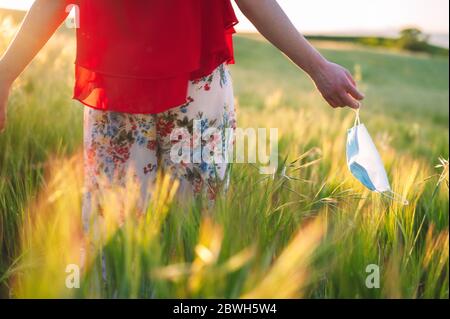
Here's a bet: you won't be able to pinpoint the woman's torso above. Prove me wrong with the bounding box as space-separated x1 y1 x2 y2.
72 0 238 114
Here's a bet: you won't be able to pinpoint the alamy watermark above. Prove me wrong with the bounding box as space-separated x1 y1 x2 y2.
365 264 380 289
170 120 278 175
65 264 80 289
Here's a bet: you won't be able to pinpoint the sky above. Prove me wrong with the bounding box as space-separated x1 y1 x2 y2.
0 0 448 35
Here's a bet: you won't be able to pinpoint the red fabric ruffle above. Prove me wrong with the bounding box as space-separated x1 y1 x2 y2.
71 0 238 114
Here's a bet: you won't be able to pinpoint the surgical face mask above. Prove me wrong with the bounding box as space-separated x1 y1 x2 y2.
346 110 408 205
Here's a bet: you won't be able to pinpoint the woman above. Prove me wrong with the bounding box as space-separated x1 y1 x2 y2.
0 0 363 218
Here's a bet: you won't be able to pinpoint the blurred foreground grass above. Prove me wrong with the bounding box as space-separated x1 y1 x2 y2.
0 13 448 298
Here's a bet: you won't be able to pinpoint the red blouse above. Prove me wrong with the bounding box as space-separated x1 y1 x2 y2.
71 0 238 114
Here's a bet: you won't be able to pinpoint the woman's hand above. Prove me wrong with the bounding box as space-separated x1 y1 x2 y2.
0 0 70 133
310 60 364 109
0 75 11 133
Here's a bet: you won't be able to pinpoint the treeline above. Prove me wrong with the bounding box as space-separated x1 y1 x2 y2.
307 28 449 56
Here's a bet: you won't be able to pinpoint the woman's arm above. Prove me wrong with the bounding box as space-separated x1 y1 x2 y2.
235 0 364 109
0 0 70 132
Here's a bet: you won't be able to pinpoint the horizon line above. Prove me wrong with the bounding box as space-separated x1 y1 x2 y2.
0 5 448 43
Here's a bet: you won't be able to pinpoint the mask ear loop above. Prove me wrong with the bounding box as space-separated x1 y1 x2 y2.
353 107 361 127
380 190 409 206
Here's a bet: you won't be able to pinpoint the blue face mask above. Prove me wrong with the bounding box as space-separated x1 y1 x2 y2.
346 110 408 205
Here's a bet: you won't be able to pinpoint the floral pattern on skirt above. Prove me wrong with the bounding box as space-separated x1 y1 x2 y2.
82 64 236 229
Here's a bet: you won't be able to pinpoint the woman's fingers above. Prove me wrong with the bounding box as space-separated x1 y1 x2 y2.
339 92 360 109
329 79 364 109
0 80 12 133
344 69 356 86
346 81 365 101
0 93 8 133
0 111 6 133
327 97 340 108
327 81 363 109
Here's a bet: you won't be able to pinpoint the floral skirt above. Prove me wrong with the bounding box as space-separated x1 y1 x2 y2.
82 64 236 229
